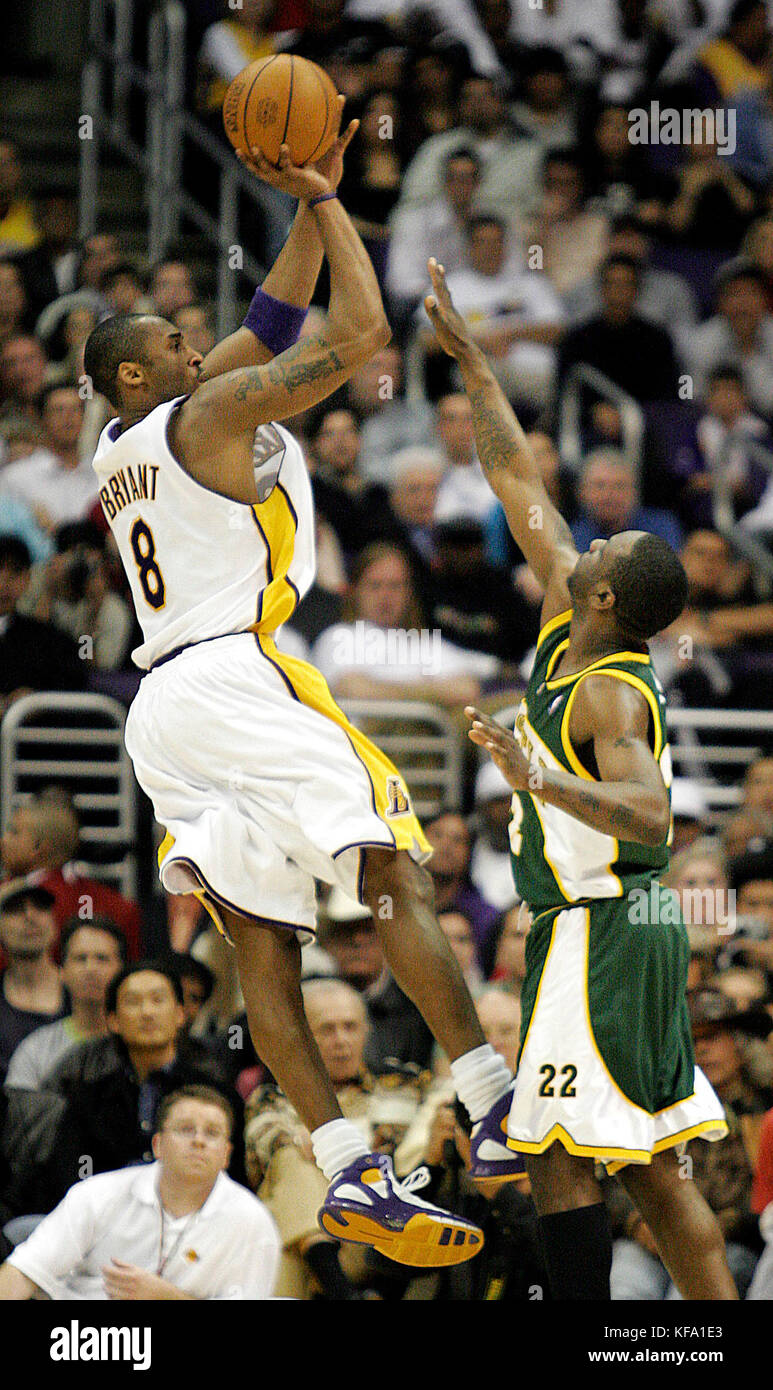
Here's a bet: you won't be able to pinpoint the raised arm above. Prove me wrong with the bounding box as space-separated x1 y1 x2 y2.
424 259 577 618
176 171 390 494
468 675 670 848
197 101 358 379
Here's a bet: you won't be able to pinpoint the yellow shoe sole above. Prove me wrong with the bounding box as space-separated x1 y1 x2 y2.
318 1208 484 1267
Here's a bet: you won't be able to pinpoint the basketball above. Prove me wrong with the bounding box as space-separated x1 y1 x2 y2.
222 54 340 167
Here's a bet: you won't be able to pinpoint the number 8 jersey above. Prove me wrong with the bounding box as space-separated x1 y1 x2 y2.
92 396 315 670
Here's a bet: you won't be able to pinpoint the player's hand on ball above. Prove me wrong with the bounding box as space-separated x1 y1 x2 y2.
466 706 534 792
312 95 359 192
424 259 476 360
236 141 332 203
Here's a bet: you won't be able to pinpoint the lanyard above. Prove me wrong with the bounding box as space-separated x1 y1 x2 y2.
156 1200 200 1277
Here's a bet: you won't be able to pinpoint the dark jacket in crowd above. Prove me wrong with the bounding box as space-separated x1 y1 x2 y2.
2 1033 245 1216
0 613 85 696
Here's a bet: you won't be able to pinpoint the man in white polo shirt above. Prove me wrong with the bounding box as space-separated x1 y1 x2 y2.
0 1085 280 1300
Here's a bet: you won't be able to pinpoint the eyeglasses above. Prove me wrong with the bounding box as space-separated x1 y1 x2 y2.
162 1123 229 1143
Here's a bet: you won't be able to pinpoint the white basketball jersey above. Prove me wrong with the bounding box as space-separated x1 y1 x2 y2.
92 396 315 669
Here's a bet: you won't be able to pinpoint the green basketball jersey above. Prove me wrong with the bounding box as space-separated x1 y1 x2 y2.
510 609 673 913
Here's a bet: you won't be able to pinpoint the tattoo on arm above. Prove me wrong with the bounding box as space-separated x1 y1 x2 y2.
467 386 522 482
233 336 345 402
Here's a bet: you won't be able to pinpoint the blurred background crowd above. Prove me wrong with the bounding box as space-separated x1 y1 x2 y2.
1 0 773 1300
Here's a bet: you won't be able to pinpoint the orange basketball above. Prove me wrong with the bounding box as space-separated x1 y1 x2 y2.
222 54 339 167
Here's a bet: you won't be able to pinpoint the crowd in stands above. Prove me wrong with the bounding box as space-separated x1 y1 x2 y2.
0 0 773 1299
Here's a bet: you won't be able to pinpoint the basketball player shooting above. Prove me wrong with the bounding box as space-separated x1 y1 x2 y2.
424 258 737 1299
84 106 526 1270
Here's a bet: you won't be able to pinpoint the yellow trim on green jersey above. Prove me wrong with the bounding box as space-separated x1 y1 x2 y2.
536 608 573 650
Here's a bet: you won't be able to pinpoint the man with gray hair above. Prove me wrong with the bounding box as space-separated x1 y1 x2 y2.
571 448 684 553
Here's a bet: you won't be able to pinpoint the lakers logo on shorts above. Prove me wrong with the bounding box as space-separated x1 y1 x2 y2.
385 775 410 817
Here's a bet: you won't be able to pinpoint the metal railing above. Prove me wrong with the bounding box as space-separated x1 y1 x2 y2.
557 363 645 477
1 693 139 899
710 429 773 587
79 0 284 336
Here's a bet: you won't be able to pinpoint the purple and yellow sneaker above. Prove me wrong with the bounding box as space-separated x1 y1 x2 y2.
469 1085 528 1193
318 1153 484 1267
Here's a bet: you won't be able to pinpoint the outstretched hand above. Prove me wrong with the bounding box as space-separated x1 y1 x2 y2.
466 706 533 793
235 94 358 202
424 258 476 360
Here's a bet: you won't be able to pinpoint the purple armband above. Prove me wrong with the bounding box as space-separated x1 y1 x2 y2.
243 286 307 355
308 191 338 208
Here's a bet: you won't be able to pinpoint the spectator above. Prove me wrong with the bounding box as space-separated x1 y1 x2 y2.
570 450 684 554
665 127 757 253
475 986 522 1074
315 887 434 1073
728 844 773 976
74 233 121 298
0 494 53 567
663 838 731 950
197 0 282 116
335 88 404 229
680 259 773 418
0 262 30 349
420 213 563 413
433 392 498 526
172 303 216 358
311 541 498 708
344 345 434 484
420 517 538 663
309 408 401 562
0 1085 279 1300
565 213 700 332
676 366 771 530
14 186 80 312
556 254 681 408
0 141 39 255
523 147 609 302
510 46 578 152
582 103 670 228
100 261 151 318
386 447 445 567
244 980 426 1298
748 1103 773 1298
0 536 85 713
149 260 198 322
711 964 770 1013
0 789 143 961
0 386 98 531
424 809 502 966
0 335 50 429
0 882 65 1081
485 904 530 996
20 520 134 671
469 759 518 915
610 986 773 1299
2 961 245 1216
5 916 127 1090
36 295 101 390
693 0 770 103
387 146 484 317
398 74 544 230
438 910 485 997
742 756 773 825
160 951 216 1033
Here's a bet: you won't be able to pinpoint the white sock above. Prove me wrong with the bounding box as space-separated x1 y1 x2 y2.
311 1119 371 1182
450 1044 512 1122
